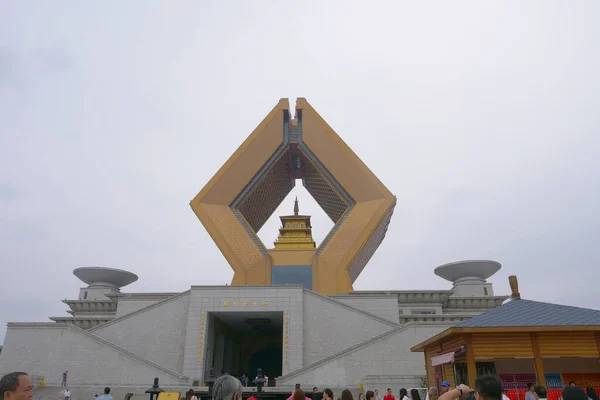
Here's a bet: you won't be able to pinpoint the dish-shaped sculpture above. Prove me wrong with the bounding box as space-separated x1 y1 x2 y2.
73 266 139 288
434 260 501 283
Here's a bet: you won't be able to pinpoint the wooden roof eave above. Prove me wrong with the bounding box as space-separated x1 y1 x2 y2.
410 325 600 353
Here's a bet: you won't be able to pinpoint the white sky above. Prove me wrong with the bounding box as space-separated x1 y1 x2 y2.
1 1 599 342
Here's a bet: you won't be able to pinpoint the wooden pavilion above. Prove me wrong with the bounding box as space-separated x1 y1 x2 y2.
411 277 600 400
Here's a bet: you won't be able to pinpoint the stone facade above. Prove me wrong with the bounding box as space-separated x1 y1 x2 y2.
0 323 187 386
90 291 191 373
303 291 397 364
0 281 506 390
181 286 305 383
276 323 452 391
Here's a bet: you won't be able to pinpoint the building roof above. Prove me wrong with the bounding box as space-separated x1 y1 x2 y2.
457 298 600 327
411 298 600 352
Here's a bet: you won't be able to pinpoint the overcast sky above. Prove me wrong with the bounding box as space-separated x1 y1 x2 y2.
1 1 599 342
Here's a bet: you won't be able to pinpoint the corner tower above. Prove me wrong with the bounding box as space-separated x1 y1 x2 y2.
190 98 396 294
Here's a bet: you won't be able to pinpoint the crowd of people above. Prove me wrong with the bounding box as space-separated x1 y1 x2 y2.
209 374 598 400
1 371 597 400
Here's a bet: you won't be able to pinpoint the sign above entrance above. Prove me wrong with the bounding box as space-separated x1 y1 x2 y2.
222 300 268 308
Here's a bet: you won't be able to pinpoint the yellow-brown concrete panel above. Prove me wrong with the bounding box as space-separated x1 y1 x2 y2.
342 198 395 281
191 99 288 207
297 98 393 203
268 249 317 266
194 203 267 273
239 257 271 286
314 199 387 294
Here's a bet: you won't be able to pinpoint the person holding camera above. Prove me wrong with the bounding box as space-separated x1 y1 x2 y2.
437 375 503 400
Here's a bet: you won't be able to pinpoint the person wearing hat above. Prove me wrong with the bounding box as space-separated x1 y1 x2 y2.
441 382 452 395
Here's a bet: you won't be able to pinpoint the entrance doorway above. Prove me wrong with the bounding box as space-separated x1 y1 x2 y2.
206 311 283 383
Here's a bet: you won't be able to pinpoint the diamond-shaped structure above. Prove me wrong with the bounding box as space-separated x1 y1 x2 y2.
191 98 396 295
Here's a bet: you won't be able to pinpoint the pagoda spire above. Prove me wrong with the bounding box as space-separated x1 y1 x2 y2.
272 196 316 249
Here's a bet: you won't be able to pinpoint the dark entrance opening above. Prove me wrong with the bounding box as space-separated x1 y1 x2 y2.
206 311 283 384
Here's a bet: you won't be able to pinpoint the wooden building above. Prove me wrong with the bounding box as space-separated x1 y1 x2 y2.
411 277 600 400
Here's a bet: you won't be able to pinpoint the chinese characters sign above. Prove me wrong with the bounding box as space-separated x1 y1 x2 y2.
222 300 268 308
283 311 289 365
197 312 206 364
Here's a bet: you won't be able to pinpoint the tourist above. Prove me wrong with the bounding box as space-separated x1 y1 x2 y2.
64 388 71 400
314 388 319 393
525 383 536 400
294 390 307 400
341 389 354 400
440 382 451 395
587 388 599 400
98 387 115 400
411 389 422 400
437 375 503 400
562 387 587 400
95 395 99 400
384 388 395 400
375 390 383 400
366 391 375 400
323 388 334 400
569 383 577 388
264 375 268 387
399 389 409 400
359 393 364 400
187 389 198 400
241 374 247 387
427 387 439 400
212 375 243 400
0 372 33 400
535 387 547 400
62 371 68 387
502 389 510 400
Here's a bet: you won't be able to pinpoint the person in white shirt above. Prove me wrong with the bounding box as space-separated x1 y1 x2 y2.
502 390 510 400
535 386 548 400
64 389 71 400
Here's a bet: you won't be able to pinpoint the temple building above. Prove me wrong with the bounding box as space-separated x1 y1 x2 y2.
273 198 316 250
1 99 509 395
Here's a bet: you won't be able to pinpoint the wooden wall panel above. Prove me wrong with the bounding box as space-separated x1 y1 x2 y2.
443 363 456 385
442 336 465 352
537 332 599 357
472 333 533 358
424 348 439 388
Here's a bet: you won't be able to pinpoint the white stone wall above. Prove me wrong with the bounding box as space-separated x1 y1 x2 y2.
450 280 494 297
91 292 190 374
362 375 424 395
0 324 186 386
330 295 399 323
399 304 443 315
303 292 397 365
182 286 305 383
115 299 165 318
278 323 452 390
78 286 119 301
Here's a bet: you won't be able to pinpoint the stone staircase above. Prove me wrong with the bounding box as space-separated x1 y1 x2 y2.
68 325 188 384
276 322 443 384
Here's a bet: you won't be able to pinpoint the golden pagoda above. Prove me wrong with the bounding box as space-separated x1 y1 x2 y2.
273 197 316 249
